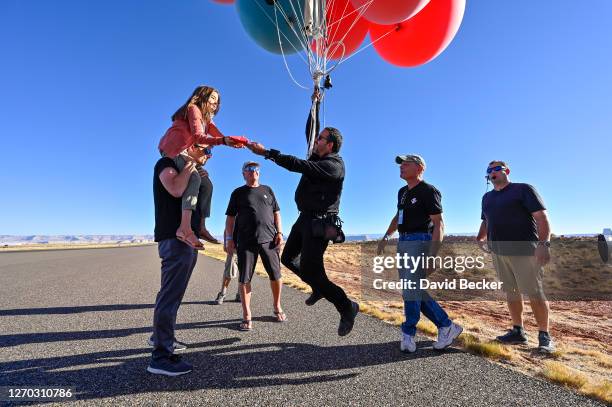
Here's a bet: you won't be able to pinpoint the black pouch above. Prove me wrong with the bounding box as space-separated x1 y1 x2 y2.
311 214 345 244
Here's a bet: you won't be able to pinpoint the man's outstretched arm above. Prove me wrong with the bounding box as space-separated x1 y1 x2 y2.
247 142 342 180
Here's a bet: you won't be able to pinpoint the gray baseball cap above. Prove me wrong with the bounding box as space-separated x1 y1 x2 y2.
395 154 426 168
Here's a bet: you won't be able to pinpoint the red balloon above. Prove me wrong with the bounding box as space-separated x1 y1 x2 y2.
350 0 431 25
314 0 369 60
212 0 234 4
369 0 465 67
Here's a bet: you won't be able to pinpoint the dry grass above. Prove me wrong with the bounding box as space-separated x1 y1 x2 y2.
581 380 612 404
568 348 612 369
358 303 403 326
537 359 612 403
458 334 513 361
540 361 588 389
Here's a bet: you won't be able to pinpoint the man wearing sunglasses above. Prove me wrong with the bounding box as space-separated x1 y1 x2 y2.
476 160 555 353
247 127 359 337
224 161 285 331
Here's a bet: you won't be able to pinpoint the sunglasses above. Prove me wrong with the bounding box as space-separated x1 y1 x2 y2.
486 165 506 174
194 145 213 156
244 166 259 172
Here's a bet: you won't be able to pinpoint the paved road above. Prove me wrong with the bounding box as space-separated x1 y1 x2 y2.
0 246 603 406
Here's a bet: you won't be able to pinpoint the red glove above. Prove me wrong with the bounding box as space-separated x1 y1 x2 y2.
208 123 249 146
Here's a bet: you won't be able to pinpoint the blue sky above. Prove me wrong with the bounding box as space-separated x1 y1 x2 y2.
1 0 610 235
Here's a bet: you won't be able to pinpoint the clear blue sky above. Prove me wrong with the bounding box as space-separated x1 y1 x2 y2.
1 0 610 235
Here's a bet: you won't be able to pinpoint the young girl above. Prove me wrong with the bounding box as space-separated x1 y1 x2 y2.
159 85 241 248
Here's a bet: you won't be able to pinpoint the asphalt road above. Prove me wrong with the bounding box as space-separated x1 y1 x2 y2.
0 246 603 406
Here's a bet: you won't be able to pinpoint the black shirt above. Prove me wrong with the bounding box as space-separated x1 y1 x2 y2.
153 158 201 242
226 184 280 246
267 150 344 214
397 181 442 234
481 182 545 242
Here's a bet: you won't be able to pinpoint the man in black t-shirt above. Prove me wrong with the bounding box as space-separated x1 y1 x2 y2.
477 160 554 353
378 154 462 353
224 161 285 331
147 144 207 377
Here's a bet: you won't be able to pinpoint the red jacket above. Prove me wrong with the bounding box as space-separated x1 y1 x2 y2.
158 105 224 158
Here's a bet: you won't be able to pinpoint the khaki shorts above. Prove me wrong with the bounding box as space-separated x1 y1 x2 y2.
492 254 546 300
223 252 238 279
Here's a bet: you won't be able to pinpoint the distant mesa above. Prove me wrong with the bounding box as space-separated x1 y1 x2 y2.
0 235 154 246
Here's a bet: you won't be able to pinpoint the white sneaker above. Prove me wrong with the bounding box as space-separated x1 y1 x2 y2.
433 322 463 350
400 333 416 353
215 291 226 305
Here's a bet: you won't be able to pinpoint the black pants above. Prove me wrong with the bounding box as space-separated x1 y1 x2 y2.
281 213 351 315
152 238 198 361
199 174 213 219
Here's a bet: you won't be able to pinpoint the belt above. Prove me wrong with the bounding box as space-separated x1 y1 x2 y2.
399 232 432 241
301 211 337 218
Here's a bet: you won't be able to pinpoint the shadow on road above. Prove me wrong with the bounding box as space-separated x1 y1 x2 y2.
0 318 243 348
0 334 454 401
0 302 212 316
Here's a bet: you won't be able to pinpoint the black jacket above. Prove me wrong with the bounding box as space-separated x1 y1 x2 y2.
266 150 345 214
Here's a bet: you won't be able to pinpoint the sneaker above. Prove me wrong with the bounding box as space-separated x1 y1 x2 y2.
400 333 416 353
147 354 192 376
538 331 556 354
147 337 188 353
305 291 323 306
433 322 463 350
215 291 226 305
338 301 359 336
235 293 241 302
496 326 528 344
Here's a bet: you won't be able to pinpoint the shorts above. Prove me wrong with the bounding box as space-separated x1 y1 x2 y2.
492 254 546 300
237 241 282 284
223 252 238 279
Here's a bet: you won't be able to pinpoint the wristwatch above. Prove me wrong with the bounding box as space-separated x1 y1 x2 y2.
537 241 551 248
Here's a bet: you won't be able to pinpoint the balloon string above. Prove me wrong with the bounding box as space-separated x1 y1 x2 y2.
324 0 372 64
273 6 310 90
251 0 310 66
335 24 396 68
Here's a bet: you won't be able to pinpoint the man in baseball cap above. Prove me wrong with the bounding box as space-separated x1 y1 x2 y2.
395 154 426 168
378 153 462 353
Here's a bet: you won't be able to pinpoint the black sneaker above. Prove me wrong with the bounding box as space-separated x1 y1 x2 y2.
305 291 323 306
147 354 192 376
538 331 556 354
148 337 188 353
496 326 528 344
338 301 359 337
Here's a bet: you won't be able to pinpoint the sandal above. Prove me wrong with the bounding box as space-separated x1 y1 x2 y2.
274 310 287 323
239 320 252 331
176 230 204 249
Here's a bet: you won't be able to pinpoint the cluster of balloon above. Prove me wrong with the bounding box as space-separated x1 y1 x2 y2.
213 0 465 68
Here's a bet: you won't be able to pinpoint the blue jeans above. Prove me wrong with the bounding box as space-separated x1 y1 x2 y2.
398 237 451 336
